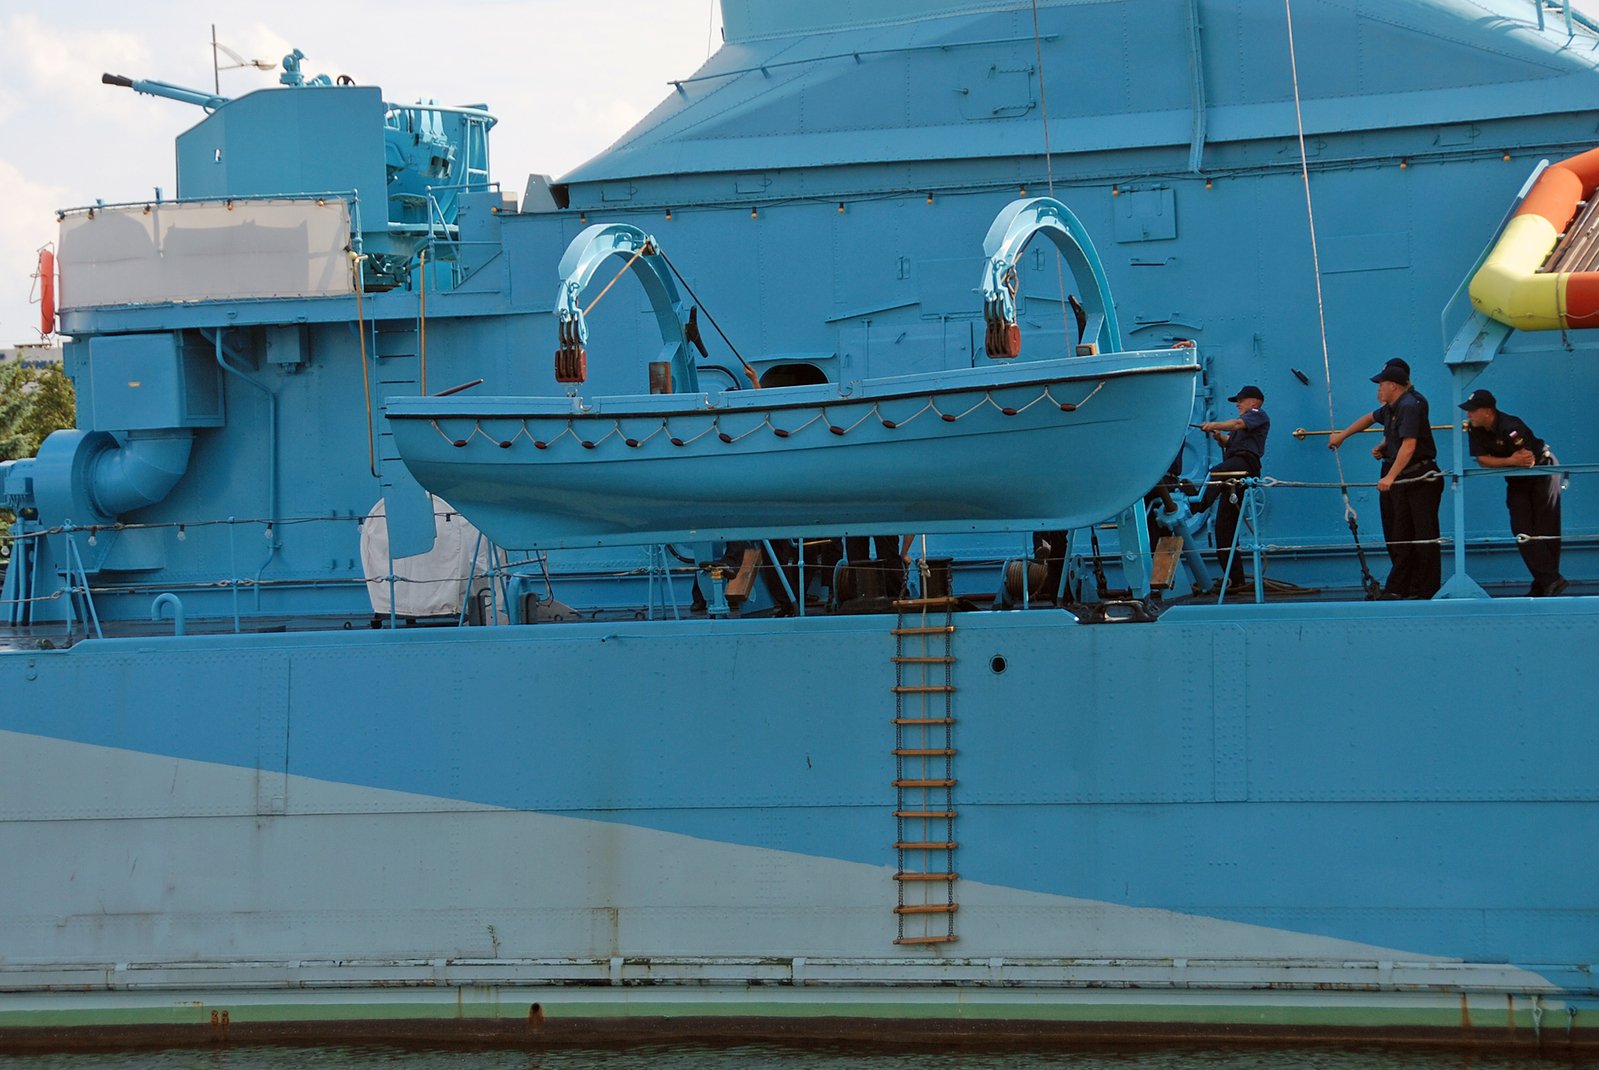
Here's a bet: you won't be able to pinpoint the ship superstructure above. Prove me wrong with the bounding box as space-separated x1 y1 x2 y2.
0 0 1596 1051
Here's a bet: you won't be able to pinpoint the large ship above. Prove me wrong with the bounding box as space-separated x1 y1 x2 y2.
2 0 1597 1052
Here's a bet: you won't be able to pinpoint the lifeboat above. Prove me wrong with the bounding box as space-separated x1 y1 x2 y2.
388 351 1199 550
387 198 1200 550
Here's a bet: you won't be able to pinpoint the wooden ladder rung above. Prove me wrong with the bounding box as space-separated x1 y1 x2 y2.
891 599 961 940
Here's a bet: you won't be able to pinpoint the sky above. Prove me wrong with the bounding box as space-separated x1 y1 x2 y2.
0 0 723 346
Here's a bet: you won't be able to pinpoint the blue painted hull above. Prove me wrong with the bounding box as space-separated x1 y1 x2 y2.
1 596 1594 1043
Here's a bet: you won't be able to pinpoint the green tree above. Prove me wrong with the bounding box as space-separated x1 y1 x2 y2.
0 361 75 461
1 360 76 561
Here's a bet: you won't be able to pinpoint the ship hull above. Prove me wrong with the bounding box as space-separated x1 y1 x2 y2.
2 597 1594 1049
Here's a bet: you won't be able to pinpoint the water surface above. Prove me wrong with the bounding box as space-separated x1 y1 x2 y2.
3 1045 1597 1069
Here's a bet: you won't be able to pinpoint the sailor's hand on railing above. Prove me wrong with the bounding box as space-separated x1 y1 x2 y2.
1327 430 1345 450
1510 448 1536 468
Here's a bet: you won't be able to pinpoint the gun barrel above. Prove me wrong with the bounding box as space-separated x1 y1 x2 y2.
102 73 228 110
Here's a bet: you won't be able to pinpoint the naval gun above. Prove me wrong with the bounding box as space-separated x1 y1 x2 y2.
98 52 499 290
99 73 228 111
99 48 337 111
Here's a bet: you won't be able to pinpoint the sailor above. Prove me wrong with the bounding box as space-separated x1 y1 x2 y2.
1332 365 1441 598
1329 357 1409 565
1192 385 1270 590
1461 389 1567 597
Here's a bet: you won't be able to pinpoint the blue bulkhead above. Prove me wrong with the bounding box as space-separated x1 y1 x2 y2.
7 0 1599 623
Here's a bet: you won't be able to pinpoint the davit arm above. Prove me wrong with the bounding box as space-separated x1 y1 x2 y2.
552 223 700 394
979 197 1124 359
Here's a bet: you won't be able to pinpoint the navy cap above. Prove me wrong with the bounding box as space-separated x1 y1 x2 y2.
1384 357 1411 377
1227 385 1264 402
1459 389 1497 412
1370 365 1408 385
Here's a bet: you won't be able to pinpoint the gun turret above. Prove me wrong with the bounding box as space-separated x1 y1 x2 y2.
101 73 228 111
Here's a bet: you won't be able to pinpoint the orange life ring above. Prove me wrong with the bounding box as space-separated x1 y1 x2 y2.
1469 145 1599 330
37 247 55 337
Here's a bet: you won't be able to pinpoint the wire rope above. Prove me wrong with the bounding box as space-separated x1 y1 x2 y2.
1030 0 1074 347
1284 0 1381 596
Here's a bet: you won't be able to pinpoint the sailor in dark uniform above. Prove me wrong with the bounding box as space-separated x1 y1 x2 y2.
1371 358 1410 555
1192 384 1270 589
1373 365 1442 598
1331 362 1441 597
1461 389 1566 597
1329 357 1409 562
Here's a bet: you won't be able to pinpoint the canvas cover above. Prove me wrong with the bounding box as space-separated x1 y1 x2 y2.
361 495 490 617
58 199 353 309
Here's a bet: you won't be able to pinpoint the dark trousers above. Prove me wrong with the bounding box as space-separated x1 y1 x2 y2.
1385 464 1442 598
1507 468 1563 591
844 534 901 563
1378 459 1394 555
1198 452 1260 587
843 535 905 596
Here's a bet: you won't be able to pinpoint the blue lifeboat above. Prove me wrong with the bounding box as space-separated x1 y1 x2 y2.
387 198 1200 550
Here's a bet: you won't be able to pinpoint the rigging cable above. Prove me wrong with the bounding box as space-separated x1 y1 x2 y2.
1030 0 1074 347
658 248 763 388
353 253 380 479
1283 0 1381 597
418 249 428 394
582 245 650 317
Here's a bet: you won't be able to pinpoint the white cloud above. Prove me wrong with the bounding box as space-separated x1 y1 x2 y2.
0 14 153 118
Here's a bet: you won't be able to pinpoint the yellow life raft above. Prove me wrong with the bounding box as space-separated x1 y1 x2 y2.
1470 146 1599 331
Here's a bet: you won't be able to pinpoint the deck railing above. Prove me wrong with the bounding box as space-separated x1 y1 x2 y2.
1208 459 1591 605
